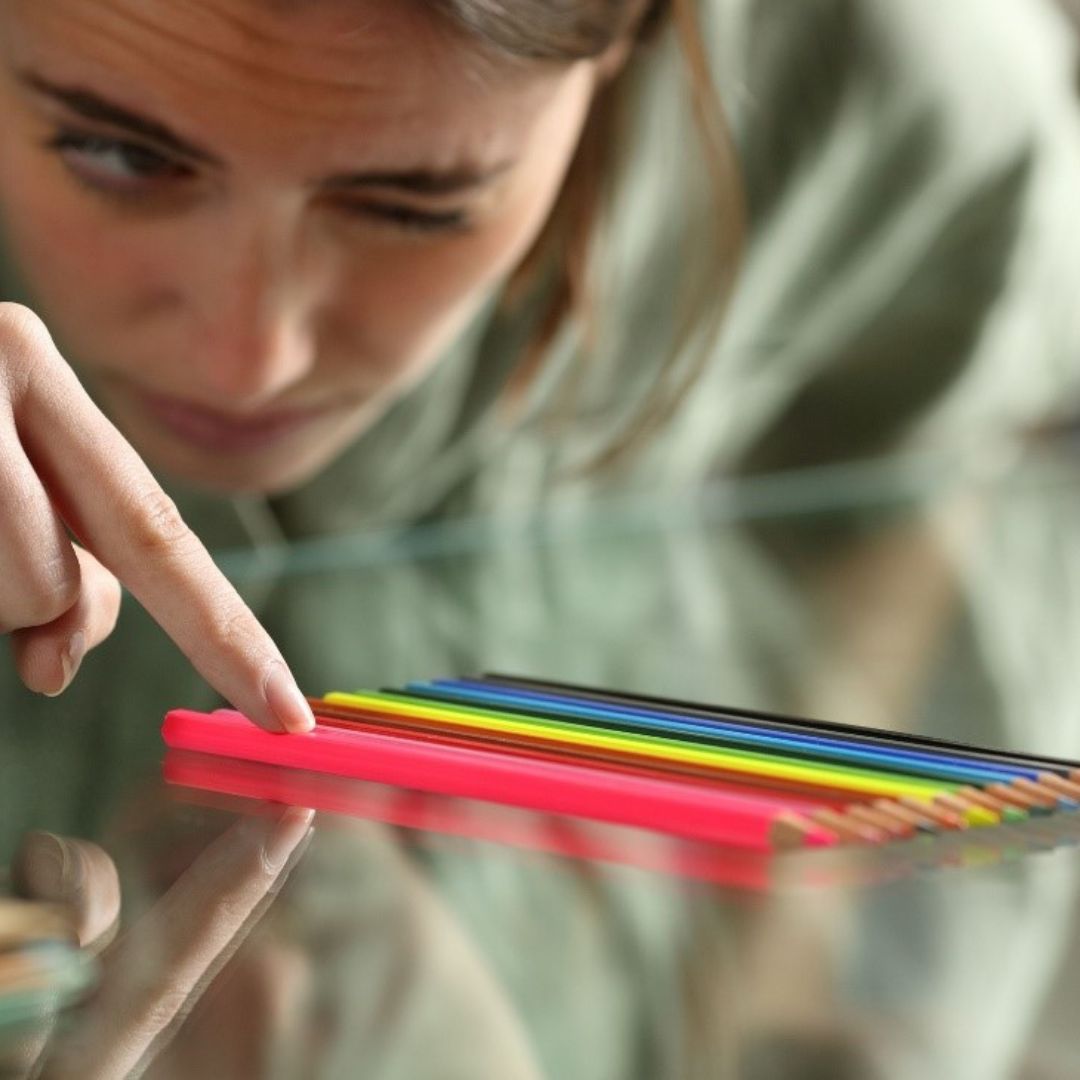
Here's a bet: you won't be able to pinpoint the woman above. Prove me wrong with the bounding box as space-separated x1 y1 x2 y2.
3 5 1080 1074
0 0 1077 730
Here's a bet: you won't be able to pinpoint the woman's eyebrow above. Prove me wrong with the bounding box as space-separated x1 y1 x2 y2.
19 72 222 166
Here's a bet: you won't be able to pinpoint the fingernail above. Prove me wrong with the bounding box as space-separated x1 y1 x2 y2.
263 662 315 734
263 807 315 872
44 631 86 698
22 831 72 898
63 631 86 685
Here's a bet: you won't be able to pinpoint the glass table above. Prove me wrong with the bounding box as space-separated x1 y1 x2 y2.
3 446 1080 1078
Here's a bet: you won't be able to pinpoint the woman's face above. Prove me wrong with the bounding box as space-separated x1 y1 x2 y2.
0 0 600 493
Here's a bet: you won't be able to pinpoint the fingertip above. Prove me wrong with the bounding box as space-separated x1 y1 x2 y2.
277 805 315 828
14 629 85 698
63 630 86 686
264 806 315 871
262 661 316 734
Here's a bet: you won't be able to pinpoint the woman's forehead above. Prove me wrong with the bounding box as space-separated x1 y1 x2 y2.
5 0 568 167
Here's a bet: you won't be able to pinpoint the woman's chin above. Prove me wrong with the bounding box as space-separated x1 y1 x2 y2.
153 443 336 496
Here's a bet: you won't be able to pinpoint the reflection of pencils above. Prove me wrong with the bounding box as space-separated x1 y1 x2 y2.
162 710 841 852
162 750 1080 892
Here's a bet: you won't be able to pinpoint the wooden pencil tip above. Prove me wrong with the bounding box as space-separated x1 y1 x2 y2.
900 796 966 830
1022 778 1078 810
1008 779 1061 811
875 799 939 833
848 805 915 840
771 814 839 851
811 809 887 847
1039 772 1080 802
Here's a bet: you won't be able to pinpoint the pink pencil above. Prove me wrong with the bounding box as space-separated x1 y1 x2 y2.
162 709 839 852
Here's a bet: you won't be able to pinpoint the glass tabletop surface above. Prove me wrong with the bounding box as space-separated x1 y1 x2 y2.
4 446 1080 1079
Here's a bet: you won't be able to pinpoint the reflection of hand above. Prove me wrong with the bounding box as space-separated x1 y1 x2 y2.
9 805 312 1079
158 821 546 1079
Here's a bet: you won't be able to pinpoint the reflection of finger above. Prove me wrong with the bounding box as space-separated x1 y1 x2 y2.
37 806 313 1080
153 939 313 1078
11 832 120 950
0 1018 52 1079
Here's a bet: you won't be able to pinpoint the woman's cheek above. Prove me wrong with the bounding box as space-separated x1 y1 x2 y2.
0 166 145 336
330 211 530 368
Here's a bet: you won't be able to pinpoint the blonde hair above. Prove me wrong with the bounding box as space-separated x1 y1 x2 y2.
432 0 745 467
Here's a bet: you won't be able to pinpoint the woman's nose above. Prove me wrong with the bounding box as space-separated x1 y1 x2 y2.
196 305 316 406
189 226 321 407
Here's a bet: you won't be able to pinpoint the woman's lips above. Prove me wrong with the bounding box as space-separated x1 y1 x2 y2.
136 389 332 454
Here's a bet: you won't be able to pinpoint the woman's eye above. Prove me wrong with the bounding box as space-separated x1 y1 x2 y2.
335 200 472 235
46 131 192 194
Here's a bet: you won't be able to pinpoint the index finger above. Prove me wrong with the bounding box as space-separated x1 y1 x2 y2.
4 308 314 734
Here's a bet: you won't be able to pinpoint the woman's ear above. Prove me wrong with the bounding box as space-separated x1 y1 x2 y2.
594 37 635 85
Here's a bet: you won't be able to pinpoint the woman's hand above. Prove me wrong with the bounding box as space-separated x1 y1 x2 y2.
7 808 313 1079
0 302 312 733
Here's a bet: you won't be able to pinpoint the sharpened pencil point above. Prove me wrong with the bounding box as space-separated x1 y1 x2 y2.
771 814 838 850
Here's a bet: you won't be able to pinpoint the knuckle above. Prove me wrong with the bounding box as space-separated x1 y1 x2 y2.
125 487 194 561
6 548 81 629
192 577 258 661
134 987 193 1034
210 604 252 652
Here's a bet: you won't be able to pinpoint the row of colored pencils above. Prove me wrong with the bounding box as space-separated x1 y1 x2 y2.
161 674 1080 853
